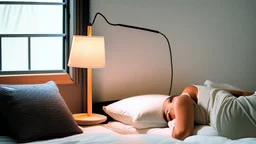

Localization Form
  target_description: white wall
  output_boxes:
[90,0,256,102]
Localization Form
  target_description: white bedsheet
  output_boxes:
[0,123,255,144]
[104,121,219,136]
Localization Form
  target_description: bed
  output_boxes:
[1,122,255,144]
[0,80,256,144]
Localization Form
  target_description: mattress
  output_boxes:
[1,122,255,144]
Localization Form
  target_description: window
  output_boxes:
[0,0,73,84]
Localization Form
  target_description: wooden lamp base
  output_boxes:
[73,113,107,125]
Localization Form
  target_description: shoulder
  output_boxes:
[183,85,198,93]
[173,95,194,108]
[182,85,198,101]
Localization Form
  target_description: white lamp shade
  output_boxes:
[68,35,105,68]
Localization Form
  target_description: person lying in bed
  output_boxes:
[162,85,256,140]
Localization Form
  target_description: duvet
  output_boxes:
[1,132,256,144]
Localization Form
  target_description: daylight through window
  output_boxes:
[0,0,67,74]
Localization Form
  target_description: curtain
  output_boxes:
[75,0,90,112]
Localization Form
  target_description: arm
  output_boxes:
[226,89,253,97]
[172,96,194,140]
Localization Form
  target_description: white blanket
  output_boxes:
[0,133,182,144]
[1,133,256,144]
[1,124,255,144]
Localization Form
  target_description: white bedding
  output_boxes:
[1,123,255,144]
[104,121,219,137]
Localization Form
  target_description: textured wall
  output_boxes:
[90,0,256,102]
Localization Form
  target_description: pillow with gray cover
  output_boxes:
[0,81,82,143]
[0,115,9,136]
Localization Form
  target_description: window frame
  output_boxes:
[0,0,74,84]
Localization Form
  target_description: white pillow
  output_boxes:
[204,80,243,91]
[102,94,169,129]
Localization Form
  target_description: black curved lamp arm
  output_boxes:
[91,12,173,96]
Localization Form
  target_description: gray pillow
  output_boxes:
[0,115,9,136]
[0,81,82,143]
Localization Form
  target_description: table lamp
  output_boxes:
[68,26,107,125]
[68,12,174,125]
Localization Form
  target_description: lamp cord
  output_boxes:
[159,32,173,96]
[91,12,173,96]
